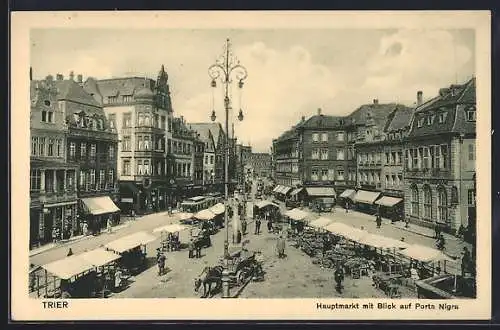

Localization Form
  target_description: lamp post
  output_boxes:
[209,38,247,298]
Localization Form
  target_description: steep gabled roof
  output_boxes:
[301,114,345,129]
[54,79,101,107]
[346,103,401,128]
[189,122,225,146]
[385,106,414,132]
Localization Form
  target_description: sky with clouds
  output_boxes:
[30,29,475,152]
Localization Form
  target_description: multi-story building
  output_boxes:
[273,126,302,188]
[347,100,411,214]
[248,152,272,178]
[56,72,119,234]
[193,132,205,189]
[84,65,173,213]
[404,78,476,235]
[189,123,217,189]
[30,71,79,248]
[235,144,252,184]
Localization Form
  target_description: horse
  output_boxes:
[194,266,223,298]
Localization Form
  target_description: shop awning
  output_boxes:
[105,231,157,254]
[189,196,205,202]
[209,203,226,215]
[153,224,188,234]
[255,200,279,209]
[284,208,311,221]
[81,196,120,216]
[374,196,403,207]
[305,187,336,197]
[79,248,121,267]
[119,182,140,194]
[175,212,194,221]
[194,209,216,220]
[309,217,334,229]
[42,255,95,280]
[290,188,304,196]
[339,189,356,199]
[353,190,381,204]
[398,244,455,263]
[357,233,410,250]
[280,186,292,195]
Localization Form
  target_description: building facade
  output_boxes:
[404,78,476,235]
[235,144,252,184]
[248,152,272,179]
[57,73,119,234]
[272,127,302,187]
[30,73,79,248]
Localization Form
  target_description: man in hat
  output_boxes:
[334,264,345,294]
[461,247,471,276]
[157,251,166,276]
[276,234,286,258]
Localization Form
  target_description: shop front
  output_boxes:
[30,201,78,248]
[80,196,121,235]
[352,190,381,215]
[338,189,356,209]
[374,195,404,222]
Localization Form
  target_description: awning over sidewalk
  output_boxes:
[353,190,381,205]
[306,187,336,197]
[339,189,356,199]
[81,196,120,216]
[42,255,95,280]
[79,248,121,267]
[105,231,157,254]
[290,188,304,196]
[374,196,403,207]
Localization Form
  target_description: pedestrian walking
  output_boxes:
[276,234,286,258]
[255,218,261,235]
[334,265,345,294]
[168,206,172,216]
[195,240,202,258]
[107,217,112,234]
[376,214,382,229]
[157,251,166,276]
[461,247,471,276]
[188,238,195,258]
[52,227,58,243]
[67,248,74,257]
[82,222,88,236]
[345,201,349,213]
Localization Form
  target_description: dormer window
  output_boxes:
[438,112,448,123]
[122,95,133,103]
[107,96,117,104]
[417,118,424,128]
[466,106,476,122]
[426,115,435,126]
[41,110,54,123]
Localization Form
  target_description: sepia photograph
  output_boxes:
[10,11,491,320]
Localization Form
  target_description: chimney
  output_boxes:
[417,91,423,106]
[301,116,305,122]
[56,74,63,81]
[373,99,379,105]
[317,108,322,116]
[29,67,32,81]
[180,115,184,123]
[69,71,74,81]
[77,74,83,83]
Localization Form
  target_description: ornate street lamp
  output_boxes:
[208,38,248,298]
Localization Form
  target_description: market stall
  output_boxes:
[104,231,157,275]
[79,248,122,295]
[176,212,194,225]
[284,208,314,235]
[193,209,218,234]
[153,224,189,251]
[308,217,334,230]
[209,203,225,228]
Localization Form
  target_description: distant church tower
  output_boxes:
[155,65,173,113]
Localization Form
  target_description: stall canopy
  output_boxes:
[305,187,336,197]
[374,196,403,207]
[81,196,120,216]
[399,244,455,263]
[255,200,279,209]
[309,217,334,229]
[273,185,282,193]
[353,190,381,204]
[153,223,188,234]
[42,255,95,280]
[194,209,216,221]
[357,233,410,250]
[339,189,356,199]
[105,231,157,254]
[175,212,194,221]
[209,203,226,215]
[79,248,121,267]
[324,222,368,242]
[284,208,311,221]
[289,188,304,196]
[190,196,205,202]
[280,186,292,195]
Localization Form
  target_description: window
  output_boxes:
[122,95,133,103]
[468,189,476,206]
[154,114,159,128]
[109,145,115,160]
[108,114,116,129]
[122,136,131,151]
[385,175,389,186]
[311,149,319,160]
[105,170,113,188]
[423,147,430,169]
[320,149,329,160]
[385,152,390,165]
[337,170,344,181]
[80,143,87,158]
[441,145,448,169]
[99,170,105,189]
[90,144,96,159]
[312,133,319,142]
[438,112,448,123]
[423,186,432,219]
[426,115,435,126]
[67,171,74,190]
[144,136,151,150]
[79,171,85,188]
[138,113,145,126]
[107,96,117,104]
[69,142,76,158]
[56,139,62,157]
[123,113,132,128]
[30,169,41,191]
[31,137,38,156]
[187,144,191,154]
[466,107,476,122]
[187,164,191,176]
[160,116,166,130]
[90,169,96,185]
[144,160,150,175]
[157,161,162,175]
[417,118,424,128]
[321,133,328,142]
[311,169,319,181]
[144,114,151,127]
[320,169,328,181]
[437,188,448,223]
[123,160,131,175]
[205,155,209,164]
[47,138,54,156]
[38,137,45,156]
[210,155,214,164]
[411,186,419,216]
[468,144,475,161]
[337,132,345,142]
[336,150,345,160]
[374,172,379,183]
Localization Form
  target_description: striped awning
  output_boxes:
[339,189,356,199]
[353,190,381,204]
[374,196,403,207]
[305,187,336,197]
